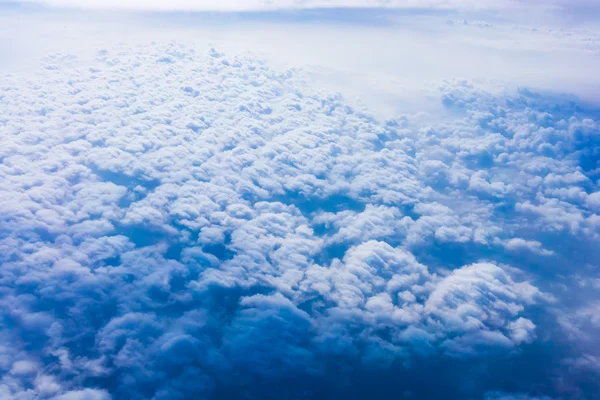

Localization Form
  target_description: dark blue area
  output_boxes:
[117,224,165,248]
[202,243,235,261]
[317,242,351,263]
[210,341,565,400]
[274,191,366,216]
[92,167,161,191]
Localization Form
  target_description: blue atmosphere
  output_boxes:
[0,1,599,399]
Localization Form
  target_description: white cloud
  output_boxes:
[587,191,600,211]
[425,263,539,346]
[502,238,554,256]
[0,40,597,398]
[51,389,112,400]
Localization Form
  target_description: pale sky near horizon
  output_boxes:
[4,0,600,12]
[2,1,600,117]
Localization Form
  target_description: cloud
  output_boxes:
[0,41,598,399]
[502,238,554,256]
[51,389,112,400]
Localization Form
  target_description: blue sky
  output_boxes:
[0,1,599,400]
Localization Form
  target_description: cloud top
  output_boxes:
[0,41,598,399]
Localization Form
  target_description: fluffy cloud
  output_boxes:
[0,42,598,399]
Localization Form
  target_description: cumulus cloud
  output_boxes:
[502,238,554,256]
[0,42,598,399]
[51,389,112,400]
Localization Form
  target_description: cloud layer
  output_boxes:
[0,42,599,399]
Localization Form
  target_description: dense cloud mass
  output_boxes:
[0,42,599,399]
